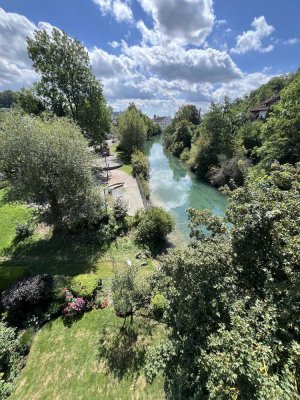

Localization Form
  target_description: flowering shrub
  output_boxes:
[63,288,86,318]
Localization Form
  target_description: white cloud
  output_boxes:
[231,16,275,54]
[137,0,215,45]
[108,40,120,48]
[0,7,38,89]
[92,0,133,23]
[122,42,242,83]
[213,71,273,102]
[283,38,300,45]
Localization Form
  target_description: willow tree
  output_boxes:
[0,112,103,229]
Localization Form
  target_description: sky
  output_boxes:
[0,0,299,117]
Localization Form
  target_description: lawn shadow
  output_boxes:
[0,232,103,277]
[97,320,153,380]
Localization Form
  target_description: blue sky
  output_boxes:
[0,0,299,116]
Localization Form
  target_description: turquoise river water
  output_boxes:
[144,136,227,245]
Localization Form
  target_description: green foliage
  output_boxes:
[112,265,151,319]
[131,150,150,180]
[118,105,147,155]
[0,112,103,229]
[205,153,252,188]
[70,274,100,299]
[113,197,128,222]
[17,88,45,116]
[151,294,167,320]
[173,104,201,125]
[152,163,300,399]
[0,91,17,109]
[191,102,237,178]
[27,27,111,145]
[0,321,23,400]
[136,207,174,245]
[258,71,300,168]
[15,221,35,241]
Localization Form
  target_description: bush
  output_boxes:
[1,274,53,325]
[15,222,35,240]
[151,294,167,320]
[63,288,86,319]
[136,207,174,245]
[0,321,23,399]
[19,328,34,355]
[70,274,101,299]
[113,197,128,222]
[131,150,150,180]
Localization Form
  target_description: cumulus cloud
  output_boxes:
[0,7,39,89]
[231,16,275,54]
[122,42,242,83]
[92,0,133,23]
[137,0,215,45]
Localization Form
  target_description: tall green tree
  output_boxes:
[0,112,103,229]
[174,104,201,125]
[27,28,110,145]
[0,90,17,109]
[258,72,300,168]
[118,105,147,155]
[148,163,300,399]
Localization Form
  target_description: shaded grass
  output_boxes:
[11,309,165,400]
[110,143,133,175]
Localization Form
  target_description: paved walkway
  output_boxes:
[109,168,144,216]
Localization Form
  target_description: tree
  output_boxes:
[148,163,300,399]
[174,104,201,125]
[136,207,174,246]
[17,88,46,115]
[118,106,147,155]
[0,90,17,109]
[27,27,110,145]
[258,71,300,168]
[111,265,150,322]
[191,103,236,178]
[131,150,150,179]
[0,112,103,229]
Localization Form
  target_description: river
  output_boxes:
[144,135,227,245]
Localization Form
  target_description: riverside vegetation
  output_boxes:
[0,24,300,400]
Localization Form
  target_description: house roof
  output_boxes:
[153,116,168,122]
[250,105,269,113]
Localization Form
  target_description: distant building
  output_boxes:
[153,115,172,130]
[250,94,280,120]
[112,111,125,125]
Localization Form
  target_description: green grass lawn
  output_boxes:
[0,189,33,255]
[110,143,133,175]
[11,309,166,400]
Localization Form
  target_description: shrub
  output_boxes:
[131,150,150,180]
[151,293,167,320]
[1,274,53,325]
[15,221,35,240]
[0,321,23,399]
[19,328,35,355]
[112,266,151,320]
[136,207,174,245]
[63,288,86,318]
[113,197,128,222]
[70,274,101,299]
[139,176,150,200]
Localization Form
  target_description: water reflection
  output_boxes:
[144,136,227,245]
